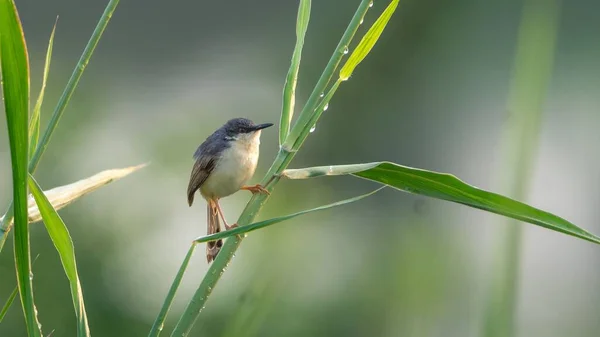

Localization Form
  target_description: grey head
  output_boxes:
[220,118,274,139]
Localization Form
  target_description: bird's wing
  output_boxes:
[187,155,216,206]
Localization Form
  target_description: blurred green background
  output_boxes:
[2,0,600,336]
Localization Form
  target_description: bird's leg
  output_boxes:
[215,199,238,230]
[240,184,270,195]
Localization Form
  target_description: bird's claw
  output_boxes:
[241,184,270,195]
[225,223,239,230]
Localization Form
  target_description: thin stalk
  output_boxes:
[482,0,560,335]
[279,0,311,145]
[0,0,120,252]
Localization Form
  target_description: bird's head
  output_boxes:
[222,118,273,143]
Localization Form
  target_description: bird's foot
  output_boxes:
[225,223,238,230]
[241,184,270,195]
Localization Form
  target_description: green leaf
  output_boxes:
[279,0,311,145]
[194,187,384,243]
[27,175,90,337]
[148,244,197,337]
[0,0,43,335]
[29,18,57,160]
[282,162,600,245]
[0,0,121,253]
[0,286,18,323]
[282,0,372,150]
[340,0,399,81]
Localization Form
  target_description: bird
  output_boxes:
[187,117,273,262]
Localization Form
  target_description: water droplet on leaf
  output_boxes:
[309,125,316,133]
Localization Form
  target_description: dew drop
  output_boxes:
[343,46,349,54]
[323,104,329,111]
[369,1,374,7]
[319,92,324,98]
[309,125,316,133]
[359,18,364,25]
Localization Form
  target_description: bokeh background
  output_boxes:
[2,0,600,336]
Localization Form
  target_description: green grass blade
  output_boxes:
[279,0,311,145]
[28,18,57,160]
[0,286,19,323]
[283,0,372,150]
[285,0,400,152]
[194,187,384,243]
[148,244,197,337]
[483,1,560,335]
[340,0,399,80]
[282,162,600,244]
[0,0,121,253]
[0,0,42,335]
[28,175,90,337]
[28,0,119,173]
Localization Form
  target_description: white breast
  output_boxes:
[200,131,261,200]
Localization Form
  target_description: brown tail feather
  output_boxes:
[206,200,223,263]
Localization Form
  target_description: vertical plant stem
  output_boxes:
[0,0,121,252]
[483,0,560,336]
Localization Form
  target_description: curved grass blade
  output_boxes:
[279,0,311,145]
[0,0,42,335]
[0,286,18,323]
[340,0,399,81]
[28,175,90,337]
[0,0,121,253]
[0,164,147,226]
[283,0,372,150]
[29,18,57,160]
[148,244,197,337]
[282,162,600,245]
[194,187,384,243]
[287,0,400,152]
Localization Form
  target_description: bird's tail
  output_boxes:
[206,200,223,263]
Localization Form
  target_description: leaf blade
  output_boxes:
[339,0,399,80]
[283,162,600,245]
[28,18,57,160]
[0,0,42,334]
[279,0,311,145]
[27,175,90,337]
[194,187,384,243]
[282,0,372,150]
[0,286,19,323]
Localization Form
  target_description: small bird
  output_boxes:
[187,118,273,262]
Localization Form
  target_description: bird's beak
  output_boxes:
[252,123,274,131]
